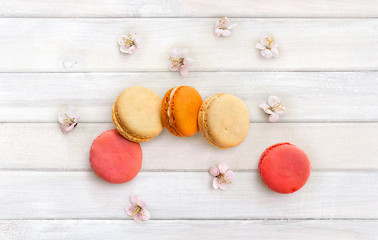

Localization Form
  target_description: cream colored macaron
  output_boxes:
[112,86,164,142]
[198,93,249,149]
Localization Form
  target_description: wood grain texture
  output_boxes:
[1,220,377,240]
[0,171,377,219]
[1,72,377,122]
[0,19,377,72]
[1,0,378,17]
[1,123,378,170]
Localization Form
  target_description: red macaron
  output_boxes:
[90,129,142,184]
[258,143,311,194]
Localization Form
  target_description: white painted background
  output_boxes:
[0,1,378,239]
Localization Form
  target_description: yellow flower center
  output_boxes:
[270,102,285,112]
[219,17,229,29]
[62,114,76,125]
[218,173,232,184]
[265,37,275,49]
[132,205,141,215]
[121,33,136,47]
[169,57,184,65]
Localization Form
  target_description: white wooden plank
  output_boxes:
[0,19,377,72]
[1,220,377,240]
[1,72,377,122]
[0,171,377,219]
[1,123,378,170]
[1,0,378,17]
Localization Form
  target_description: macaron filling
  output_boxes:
[167,86,180,127]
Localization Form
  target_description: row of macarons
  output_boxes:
[90,86,311,194]
[112,86,250,149]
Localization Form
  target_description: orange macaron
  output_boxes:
[161,86,203,137]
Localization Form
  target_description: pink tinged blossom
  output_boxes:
[169,48,194,76]
[209,163,234,190]
[256,35,279,59]
[259,96,287,123]
[58,108,79,133]
[118,31,142,54]
[215,17,237,37]
[125,195,150,222]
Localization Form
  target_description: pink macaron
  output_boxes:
[90,129,142,184]
[258,143,311,194]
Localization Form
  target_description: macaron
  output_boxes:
[198,93,249,149]
[90,129,142,184]
[258,143,311,194]
[161,86,203,137]
[112,86,164,142]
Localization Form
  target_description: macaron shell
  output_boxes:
[199,94,249,149]
[112,102,152,142]
[90,129,142,184]
[161,88,183,137]
[113,86,163,141]
[259,143,311,194]
[198,94,225,148]
[170,86,203,137]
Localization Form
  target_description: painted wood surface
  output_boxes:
[0,171,377,219]
[1,123,378,170]
[1,220,377,240]
[1,1,378,238]
[1,0,378,17]
[0,19,377,72]
[1,72,377,122]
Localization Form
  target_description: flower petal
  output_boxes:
[183,57,194,66]
[228,23,237,29]
[179,48,188,58]
[128,45,136,54]
[219,182,229,190]
[125,204,138,216]
[134,212,143,222]
[261,49,273,59]
[58,113,66,124]
[209,166,220,176]
[276,106,287,116]
[169,61,180,71]
[140,208,150,221]
[169,48,179,57]
[60,125,71,134]
[134,37,142,48]
[258,103,273,115]
[225,170,235,181]
[214,29,221,37]
[260,36,269,46]
[271,40,278,48]
[130,195,140,204]
[179,65,189,76]
[268,96,281,107]
[269,113,280,123]
[61,124,76,134]
[256,43,266,50]
[118,35,127,45]
[137,199,147,208]
[220,29,231,36]
[218,163,228,174]
[271,47,279,58]
[213,178,220,189]
[120,46,131,54]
